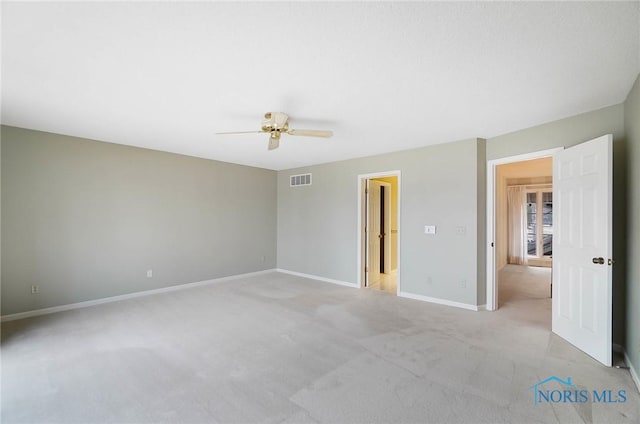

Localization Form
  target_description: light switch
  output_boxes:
[424,225,436,234]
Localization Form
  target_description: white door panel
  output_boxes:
[552,134,612,366]
[368,180,382,286]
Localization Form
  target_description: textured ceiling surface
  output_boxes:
[2,1,639,170]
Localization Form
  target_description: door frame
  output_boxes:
[485,148,562,311]
[357,170,401,294]
[367,180,392,286]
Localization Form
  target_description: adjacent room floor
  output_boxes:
[498,264,552,328]
[367,270,397,294]
[2,272,638,423]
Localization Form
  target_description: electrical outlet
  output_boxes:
[460,280,467,288]
[456,226,466,235]
[146,270,153,278]
[31,285,40,294]
[261,256,266,262]
[426,276,432,285]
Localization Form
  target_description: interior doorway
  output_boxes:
[358,171,401,294]
[495,157,553,314]
[487,136,614,366]
[486,148,561,311]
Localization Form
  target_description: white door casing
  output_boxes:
[552,134,613,366]
[357,170,401,293]
[361,179,368,287]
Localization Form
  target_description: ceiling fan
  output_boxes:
[217,112,333,150]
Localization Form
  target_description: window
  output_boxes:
[526,189,552,258]
[526,193,537,255]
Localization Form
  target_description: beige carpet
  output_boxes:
[2,270,638,423]
[498,264,552,329]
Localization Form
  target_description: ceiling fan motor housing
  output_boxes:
[262,112,289,132]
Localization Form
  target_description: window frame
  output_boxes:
[526,188,553,259]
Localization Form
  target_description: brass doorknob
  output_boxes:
[592,257,605,265]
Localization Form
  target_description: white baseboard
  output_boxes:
[398,291,480,311]
[1,269,277,322]
[477,304,487,311]
[276,269,358,288]
[277,271,481,313]
[623,349,640,394]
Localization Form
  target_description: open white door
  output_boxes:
[367,180,382,286]
[381,183,391,274]
[552,134,613,366]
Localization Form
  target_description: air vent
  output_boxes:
[290,173,312,187]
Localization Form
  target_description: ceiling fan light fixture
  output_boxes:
[268,132,280,150]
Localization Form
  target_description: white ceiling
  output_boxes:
[2,1,639,170]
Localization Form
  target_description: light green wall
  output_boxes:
[487,103,627,345]
[2,93,636,347]
[476,139,487,305]
[1,126,277,315]
[486,104,625,160]
[277,138,485,307]
[625,73,640,377]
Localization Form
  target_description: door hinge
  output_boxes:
[365,267,368,272]
[365,188,368,194]
[608,258,616,266]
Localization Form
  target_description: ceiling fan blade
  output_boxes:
[216,131,265,135]
[287,129,333,138]
[268,133,280,150]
